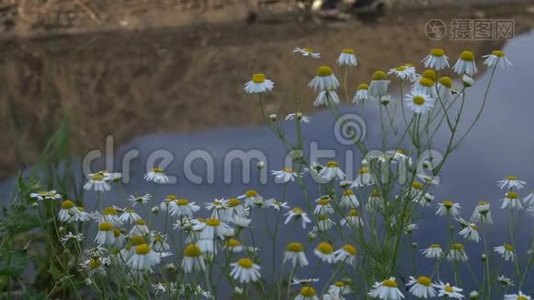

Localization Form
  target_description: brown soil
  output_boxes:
[0,3,533,179]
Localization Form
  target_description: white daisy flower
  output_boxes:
[340,189,359,208]
[497,176,526,190]
[314,89,340,107]
[437,76,454,102]
[144,167,170,184]
[130,219,150,236]
[194,218,234,242]
[452,50,477,76]
[150,232,170,252]
[238,189,264,207]
[119,208,142,224]
[368,71,390,100]
[388,65,417,81]
[223,197,249,219]
[169,198,200,218]
[243,73,274,94]
[421,243,444,259]
[334,244,357,265]
[127,243,161,270]
[314,196,335,215]
[318,161,345,181]
[30,190,62,201]
[316,215,334,231]
[295,286,319,300]
[265,198,290,211]
[308,66,339,91]
[502,191,523,210]
[94,221,116,245]
[314,242,336,264]
[272,167,298,184]
[458,220,480,243]
[83,173,111,192]
[159,194,177,212]
[405,91,435,114]
[61,232,84,244]
[504,291,531,300]
[128,193,151,206]
[326,281,351,299]
[494,244,516,261]
[434,282,464,299]
[232,215,251,228]
[181,243,206,273]
[337,49,357,67]
[58,200,80,222]
[447,243,468,262]
[523,192,534,205]
[436,200,461,217]
[224,238,244,253]
[81,256,106,276]
[406,276,437,299]
[230,258,261,284]
[340,208,363,228]
[283,242,308,268]
[96,206,122,225]
[293,47,320,59]
[353,83,369,104]
[497,275,514,287]
[368,277,404,300]
[483,50,512,69]
[470,201,493,224]
[285,207,312,229]
[422,48,450,70]
[462,74,475,87]
[285,112,311,123]
[351,163,374,188]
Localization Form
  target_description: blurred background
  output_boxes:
[0,0,532,179]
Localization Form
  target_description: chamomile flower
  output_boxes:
[314,196,335,215]
[272,167,298,183]
[326,281,352,299]
[497,176,526,190]
[230,258,261,283]
[458,221,481,243]
[94,221,116,245]
[494,244,516,261]
[502,191,523,210]
[367,189,385,212]
[334,244,357,265]
[144,167,170,184]
[405,91,435,114]
[314,242,336,264]
[319,161,345,181]
[436,200,461,217]
[128,193,151,206]
[505,291,531,300]
[368,277,404,300]
[341,208,363,228]
[412,76,437,97]
[293,47,321,59]
[265,198,290,211]
[130,219,150,236]
[483,50,512,69]
[351,163,375,188]
[406,276,437,299]
[283,242,309,268]
[434,282,464,299]
[453,50,477,76]
[316,215,334,231]
[169,198,200,218]
[244,73,274,94]
[30,190,62,201]
[308,66,339,91]
[462,75,475,87]
[150,232,170,252]
[296,286,319,300]
[194,218,234,241]
[422,48,450,70]
[224,238,244,253]
[61,232,84,244]
[159,194,176,211]
[285,112,311,123]
[337,49,357,67]
[497,275,514,288]
[232,215,251,228]
[340,189,359,208]
[388,65,417,81]
[421,243,444,259]
[314,89,340,107]
[447,243,468,262]
[470,201,493,224]
[181,243,206,273]
[84,173,111,192]
[81,256,106,276]
[223,197,249,218]
[368,71,390,100]
[353,83,369,104]
[127,243,160,270]
[285,207,312,229]
[437,76,454,102]
[119,208,142,224]
[58,200,79,222]
[97,206,122,225]
[239,189,264,207]
[523,192,534,205]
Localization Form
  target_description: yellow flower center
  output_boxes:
[184,243,202,257]
[506,176,518,180]
[152,167,163,173]
[61,200,74,209]
[422,69,437,81]
[412,181,424,190]
[419,77,434,87]
[348,209,360,217]
[372,71,387,81]
[134,219,146,226]
[357,83,369,90]
[316,242,334,254]
[292,207,303,215]
[451,243,464,251]
[316,66,333,77]
[343,189,354,196]
[431,48,445,57]
[282,167,293,173]
[370,189,381,197]
[206,218,221,227]
[460,50,475,61]
[413,96,426,106]
[430,243,441,249]
[88,258,101,269]
[335,281,346,287]
[300,286,317,296]
[237,258,254,269]
[439,76,453,88]
[303,48,313,53]
[113,228,121,237]
[252,73,266,83]
[417,276,432,286]
[176,198,189,206]
[226,238,241,248]
[317,214,329,221]
[342,48,355,54]
[507,191,519,199]
[98,222,113,231]
[359,166,370,174]
[445,285,454,293]
[395,66,407,71]
[135,244,151,255]
[492,50,504,57]
[382,279,398,288]
[227,198,241,207]
[504,244,514,251]
[326,161,339,168]
[130,235,146,246]
[286,242,304,252]
[443,200,454,208]
[103,207,117,215]
[342,244,357,256]
[90,173,105,181]
[245,190,258,197]
[166,194,177,201]
[318,198,330,206]
[518,296,528,300]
